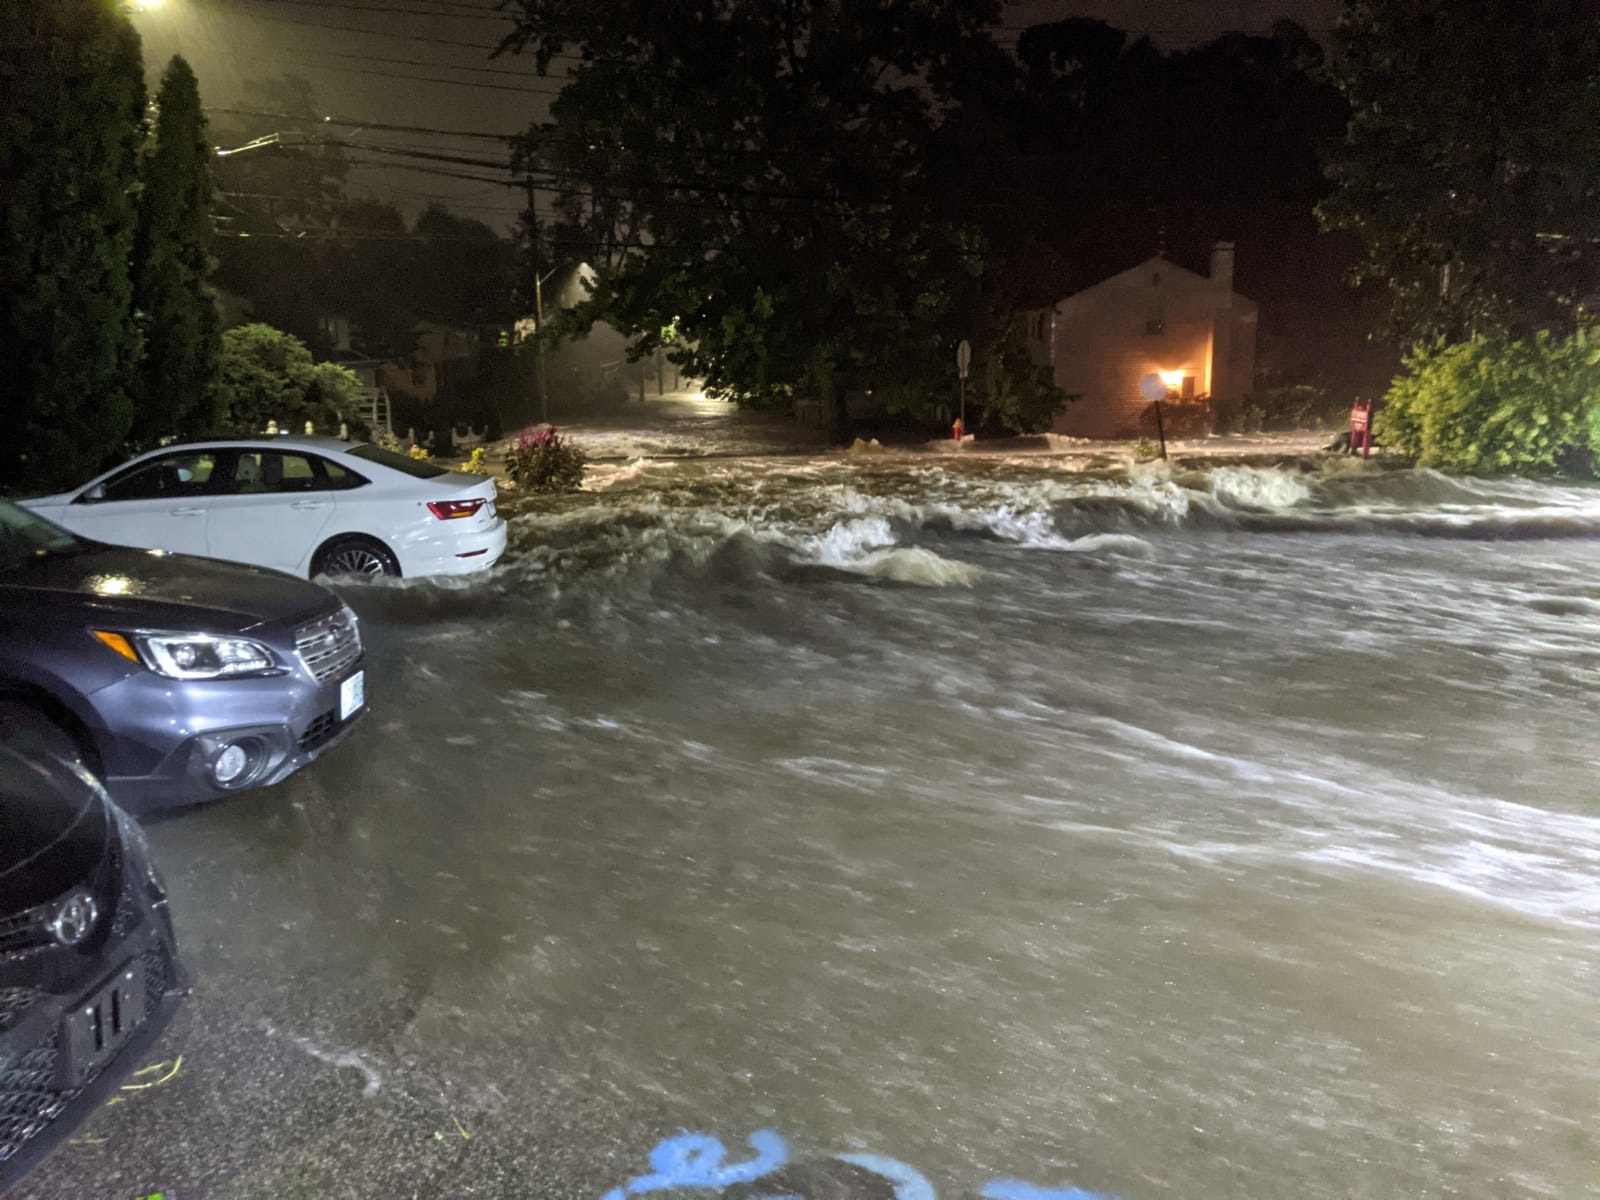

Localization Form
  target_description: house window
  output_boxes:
[1145,319,1165,335]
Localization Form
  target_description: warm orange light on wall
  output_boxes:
[1157,369,1184,389]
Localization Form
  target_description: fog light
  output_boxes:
[213,742,250,785]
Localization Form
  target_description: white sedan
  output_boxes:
[23,435,506,579]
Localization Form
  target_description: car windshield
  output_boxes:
[0,499,83,568]
[346,443,449,479]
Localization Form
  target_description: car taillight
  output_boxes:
[428,499,486,520]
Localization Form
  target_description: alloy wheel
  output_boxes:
[324,546,390,576]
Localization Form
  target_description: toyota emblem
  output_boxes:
[49,891,99,947]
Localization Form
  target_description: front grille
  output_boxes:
[0,1039,75,1165]
[298,709,340,753]
[0,948,173,1166]
[1,839,119,960]
[295,608,362,683]
[109,859,140,941]
[141,946,169,1008]
[0,907,48,958]
[0,989,37,1036]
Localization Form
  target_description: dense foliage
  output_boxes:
[216,324,364,437]
[499,0,1061,432]
[499,3,1381,430]
[504,426,585,493]
[1375,328,1600,474]
[130,56,221,448]
[0,0,146,492]
[1319,0,1600,344]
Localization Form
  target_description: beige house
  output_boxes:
[1028,242,1257,439]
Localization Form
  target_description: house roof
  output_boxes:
[1054,255,1256,311]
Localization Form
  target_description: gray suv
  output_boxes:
[0,499,366,810]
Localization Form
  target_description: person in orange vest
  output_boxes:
[1349,396,1375,457]
[952,416,964,442]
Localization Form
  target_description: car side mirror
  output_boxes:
[76,484,105,504]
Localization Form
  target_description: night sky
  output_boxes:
[130,0,1344,233]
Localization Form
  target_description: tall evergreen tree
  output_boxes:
[131,55,220,446]
[0,0,146,492]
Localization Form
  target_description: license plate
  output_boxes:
[59,961,146,1088]
[340,670,365,720]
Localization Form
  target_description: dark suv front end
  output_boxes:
[0,749,187,1191]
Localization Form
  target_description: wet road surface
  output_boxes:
[20,404,1600,1200]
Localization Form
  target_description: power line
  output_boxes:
[243,41,556,84]
[217,51,562,95]
[226,2,584,62]
[251,0,512,21]
[320,138,511,170]
[211,228,515,241]
[210,107,515,141]
[335,155,514,186]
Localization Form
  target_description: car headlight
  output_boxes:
[93,629,278,679]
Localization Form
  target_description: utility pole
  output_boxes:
[535,267,548,424]
[524,174,548,424]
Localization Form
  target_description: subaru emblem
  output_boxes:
[49,891,99,947]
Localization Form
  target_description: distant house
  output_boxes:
[1027,242,1258,439]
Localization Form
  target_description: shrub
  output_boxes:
[1133,436,1163,462]
[504,425,585,493]
[462,447,490,475]
[407,443,431,461]
[1376,328,1600,474]
[216,324,364,437]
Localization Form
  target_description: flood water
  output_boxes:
[24,409,1600,1200]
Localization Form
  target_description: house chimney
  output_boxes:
[1211,241,1235,292]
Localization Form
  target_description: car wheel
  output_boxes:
[312,536,401,579]
[0,700,92,774]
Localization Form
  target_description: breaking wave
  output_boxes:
[351,458,1600,621]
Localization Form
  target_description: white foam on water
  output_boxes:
[804,515,898,564]
[1207,465,1314,510]
[847,546,983,586]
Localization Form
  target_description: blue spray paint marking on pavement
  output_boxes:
[982,1178,1118,1200]
[603,1131,1119,1200]
[836,1154,938,1200]
[601,1130,790,1200]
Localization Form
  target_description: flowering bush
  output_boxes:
[408,443,431,461]
[462,447,490,475]
[504,425,585,493]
